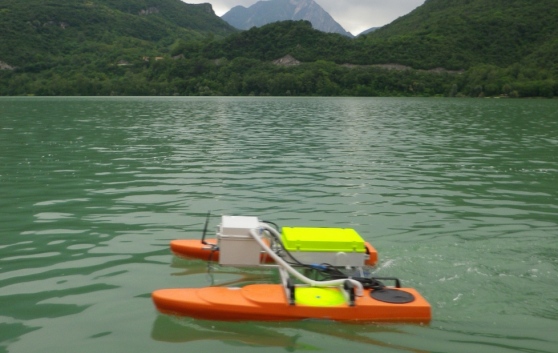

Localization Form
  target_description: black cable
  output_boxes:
[261,220,279,231]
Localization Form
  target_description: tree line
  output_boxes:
[2,53,556,97]
[1,2,557,98]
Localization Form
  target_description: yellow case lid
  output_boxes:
[281,227,365,253]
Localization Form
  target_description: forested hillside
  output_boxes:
[0,0,556,97]
[357,0,558,70]
[0,0,236,66]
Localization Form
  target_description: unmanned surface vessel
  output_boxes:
[152,215,431,323]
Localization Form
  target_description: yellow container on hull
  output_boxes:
[281,227,366,253]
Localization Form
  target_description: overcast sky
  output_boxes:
[183,0,426,35]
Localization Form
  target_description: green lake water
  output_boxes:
[1,97,557,353]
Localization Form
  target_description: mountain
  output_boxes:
[1,0,556,97]
[357,0,558,70]
[222,0,352,37]
[357,27,380,36]
[209,0,558,71]
[204,20,352,62]
[0,0,237,67]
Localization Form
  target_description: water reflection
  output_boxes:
[151,315,429,353]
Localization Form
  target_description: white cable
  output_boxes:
[249,225,364,296]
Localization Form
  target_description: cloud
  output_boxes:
[183,0,425,35]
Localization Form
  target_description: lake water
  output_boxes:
[1,97,557,353]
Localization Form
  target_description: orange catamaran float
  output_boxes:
[170,239,378,266]
[152,215,431,323]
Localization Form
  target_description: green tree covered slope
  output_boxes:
[357,0,558,70]
[0,0,556,97]
[0,0,236,66]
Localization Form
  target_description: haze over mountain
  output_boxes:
[222,0,352,37]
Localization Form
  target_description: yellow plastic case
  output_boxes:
[281,227,366,253]
[279,227,366,267]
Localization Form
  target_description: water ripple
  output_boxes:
[1,97,557,353]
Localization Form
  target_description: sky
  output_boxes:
[183,0,426,35]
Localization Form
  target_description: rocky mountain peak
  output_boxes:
[222,0,352,37]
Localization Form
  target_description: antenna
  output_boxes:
[201,211,211,245]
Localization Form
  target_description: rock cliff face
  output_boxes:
[222,0,352,37]
[138,7,160,15]
[272,54,301,66]
[0,61,15,70]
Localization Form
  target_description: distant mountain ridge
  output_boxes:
[358,27,380,36]
[222,0,352,37]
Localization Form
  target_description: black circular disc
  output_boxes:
[370,289,415,304]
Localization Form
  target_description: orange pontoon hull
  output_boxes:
[152,284,431,323]
[170,239,379,266]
